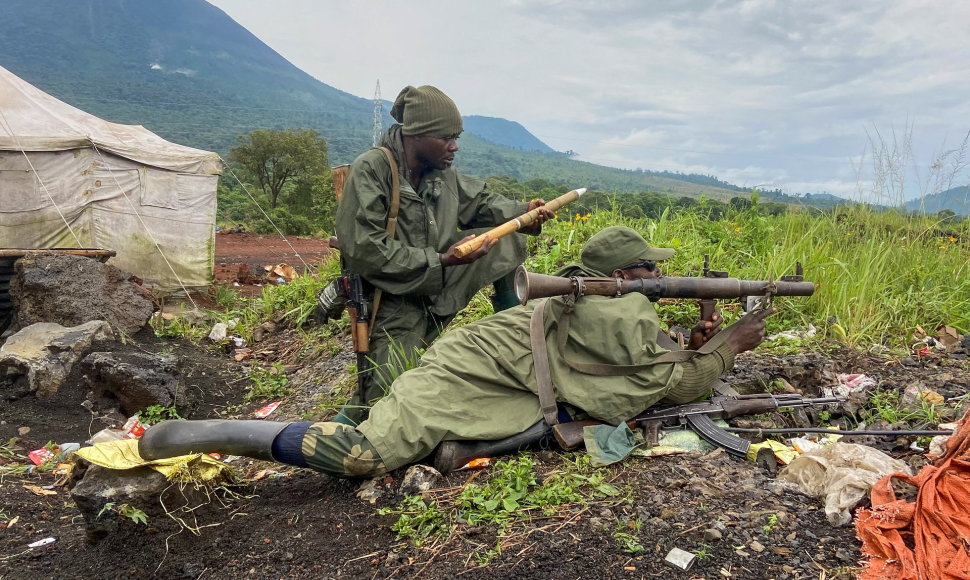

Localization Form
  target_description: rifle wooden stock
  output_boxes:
[453,187,588,258]
[514,267,815,305]
[552,420,614,450]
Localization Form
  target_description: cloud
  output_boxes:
[207,0,970,200]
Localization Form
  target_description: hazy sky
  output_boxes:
[206,0,970,201]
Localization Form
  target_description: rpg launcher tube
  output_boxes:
[453,187,587,258]
[515,267,815,305]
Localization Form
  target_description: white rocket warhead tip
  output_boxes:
[575,187,588,196]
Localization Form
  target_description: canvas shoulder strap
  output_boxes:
[530,300,560,426]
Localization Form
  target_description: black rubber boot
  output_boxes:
[138,420,289,461]
[433,420,552,474]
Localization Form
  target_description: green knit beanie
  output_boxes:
[580,226,675,275]
[390,85,463,137]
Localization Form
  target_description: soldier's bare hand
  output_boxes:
[687,311,723,349]
[521,199,553,234]
[439,234,495,267]
[725,307,776,355]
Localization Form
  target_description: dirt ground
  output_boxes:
[209,231,333,299]
[1,236,968,579]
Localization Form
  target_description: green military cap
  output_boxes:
[390,85,463,137]
[580,226,675,275]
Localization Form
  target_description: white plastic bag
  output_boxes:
[777,442,911,526]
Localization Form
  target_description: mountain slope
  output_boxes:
[904,186,970,216]
[0,0,756,201]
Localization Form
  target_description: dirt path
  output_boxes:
[211,231,334,295]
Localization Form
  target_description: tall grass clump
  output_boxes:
[522,199,968,349]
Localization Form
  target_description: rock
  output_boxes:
[80,351,189,416]
[399,465,441,496]
[0,321,113,397]
[703,528,723,542]
[69,462,199,543]
[9,253,157,336]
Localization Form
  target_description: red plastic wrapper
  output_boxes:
[253,401,281,419]
[123,416,146,439]
[28,448,55,466]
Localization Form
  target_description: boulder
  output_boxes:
[10,253,157,336]
[80,351,190,416]
[0,320,113,398]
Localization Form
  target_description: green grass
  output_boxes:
[525,203,969,348]
[378,455,620,548]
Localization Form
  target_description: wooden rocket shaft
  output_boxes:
[453,187,588,258]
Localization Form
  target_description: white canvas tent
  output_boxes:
[0,65,222,290]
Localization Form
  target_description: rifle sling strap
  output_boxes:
[368,146,401,333]
[556,306,741,376]
[530,300,560,426]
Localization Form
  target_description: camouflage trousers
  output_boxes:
[288,422,388,478]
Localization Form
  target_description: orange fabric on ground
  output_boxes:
[856,409,970,580]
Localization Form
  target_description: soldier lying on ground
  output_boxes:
[139,226,771,477]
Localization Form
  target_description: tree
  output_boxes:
[228,129,331,210]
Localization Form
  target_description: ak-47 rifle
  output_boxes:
[316,237,372,392]
[552,393,846,458]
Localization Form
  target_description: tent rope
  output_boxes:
[0,107,84,247]
[218,155,312,271]
[86,139,199,311]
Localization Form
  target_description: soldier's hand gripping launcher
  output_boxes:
[453,187,587,258]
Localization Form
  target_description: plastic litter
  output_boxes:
[768,324,817,341]
[455,457,492,471]
[28,447,55,465]
[208,322,228,342]
[87,415,145,444]
[253,401,281,419]
[664,547,696,571]
[28,537,56,548]
[776,442,911,526]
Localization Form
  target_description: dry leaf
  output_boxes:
[24,485,57,496]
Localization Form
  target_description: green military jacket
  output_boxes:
[335,128,529,316]
[359,292,735,470]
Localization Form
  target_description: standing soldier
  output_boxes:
[332,85,551,424]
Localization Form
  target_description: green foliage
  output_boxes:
[862,389,945,428]
[379,455,620,547]
[370,338,425,391]
[224,128,336,235]
[613,519,645,553]
[140,405,182,425]
[98,502,149,525]
[245,363,290,402]
[762,513,779,534]
[376,495,447,545]
[151,313,208,342]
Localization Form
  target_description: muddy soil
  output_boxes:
[210,232,333,299]
[1,262,969,579]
